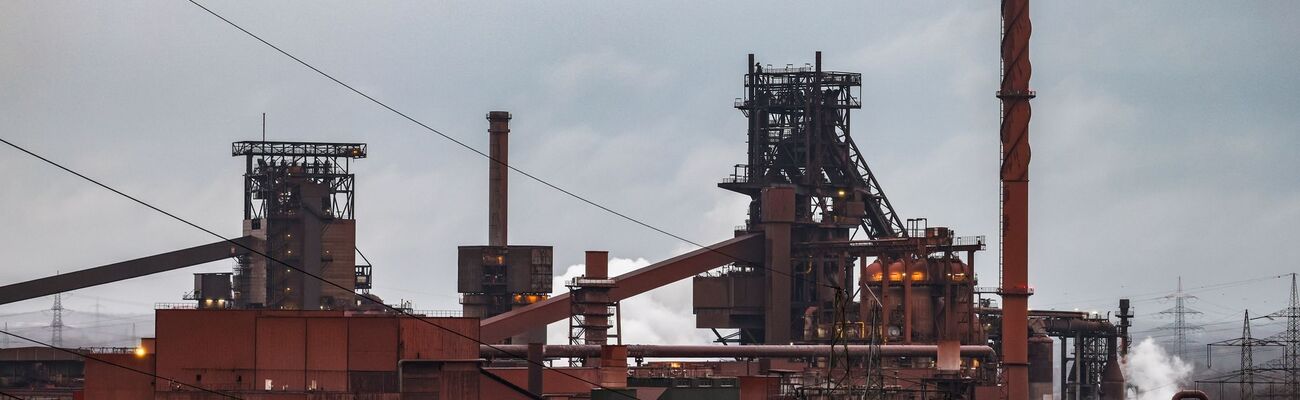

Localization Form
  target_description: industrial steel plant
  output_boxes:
[3,1,1292,400]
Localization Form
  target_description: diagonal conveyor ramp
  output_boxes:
[0,236,262,305]
[479,233,764,343]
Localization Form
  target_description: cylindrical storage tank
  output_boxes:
[1028,334,1054,400]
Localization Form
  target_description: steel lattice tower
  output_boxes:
[1157,277,1203,360]
[50,293,64,347]
[1261,273,1300,397]
[1243,310,1259,400]
[1200,310,1284,400]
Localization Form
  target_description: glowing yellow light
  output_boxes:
[910,271,925,281]
[888,272,903,282]
[870,272,883,281]
[837,189,846,197]
[135,347,146,358]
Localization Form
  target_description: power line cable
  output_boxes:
[179,0,844,293]
[0,136,640,398]
[0,329,241,399]
[1035,274,1288,309]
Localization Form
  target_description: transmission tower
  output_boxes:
[1259,273,1300,397]
[50,293,64,347]
[1200,310,1284,400]
[1157,277,1203,359]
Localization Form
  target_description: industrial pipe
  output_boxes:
[1170,390,1209,400]
[1042,318,1118,337]
[482,344,995,359]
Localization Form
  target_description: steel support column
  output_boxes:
[762,186,794,344]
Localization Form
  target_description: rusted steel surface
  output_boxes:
[998,0,1035,399]
[479,233,764,343]
[0,236,261,305]
[487,111,511,247]
[761,187,793,344]
[481,344,996,358]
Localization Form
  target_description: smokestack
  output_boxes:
[487,111,511,247]
[998,0,1035,399]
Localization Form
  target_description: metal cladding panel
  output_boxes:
[399,317,480,360]
[760,186,796,222]
[456,246,485,293]
[400,361,481,399]
[693,273,765,329]
[195,273,233,302]
[350,371,399,393]
[738,376,779,400]
[481,368,602,399]
[255,316,307,390]
[584,251,608,279]
[83,353,154,399]
[348,316,400,371]
[321,219,357,307]
[692,276,730,308]
[505,247,533,292]
[507,245,553,293]
[306,317,349,391]
[154,310,257,390]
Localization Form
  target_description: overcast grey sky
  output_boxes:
[2,1,1297,347]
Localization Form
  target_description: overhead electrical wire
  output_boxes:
[1,2,1018,397]
[0,136,634,399]
[0,1,865,396]
[1034,274,1290,309]
[0,328,242,399]
[178,0,844,294]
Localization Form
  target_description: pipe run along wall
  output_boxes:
[481,344,995,359]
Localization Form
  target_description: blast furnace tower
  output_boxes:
[231,141,368,310]
[696,53,983,346]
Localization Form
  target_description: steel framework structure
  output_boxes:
[1198,310,1285,400]
[1157,277,1204,360]
[725,53,904,239]
[233,141,366,220]
[1254,274,1300,397]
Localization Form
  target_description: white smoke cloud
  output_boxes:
[546,257,717,345]
[1125,337,1194,400]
